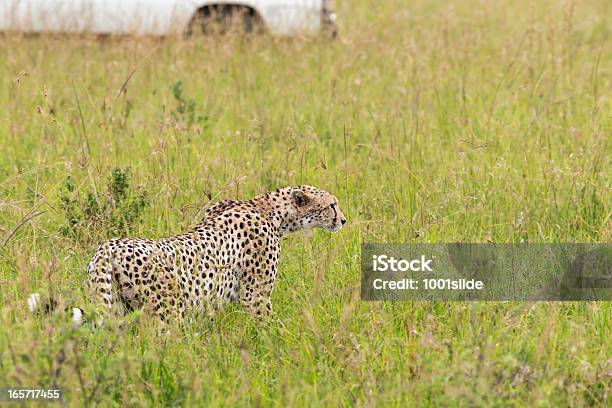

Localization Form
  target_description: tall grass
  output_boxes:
[0,0,610,405]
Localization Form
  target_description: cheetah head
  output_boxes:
[289,186,347,233]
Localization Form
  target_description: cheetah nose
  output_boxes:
[341,218,346,225]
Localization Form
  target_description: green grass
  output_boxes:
[0,0,610,405]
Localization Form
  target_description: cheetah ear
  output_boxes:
[291,189,310,207]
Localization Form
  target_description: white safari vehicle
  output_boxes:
[0,0,337,36]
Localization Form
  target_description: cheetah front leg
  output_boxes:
[238,250,278,318]
[239,290,273,317]
[239,264,276,317]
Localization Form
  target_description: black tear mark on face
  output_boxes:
[330,203,338,224]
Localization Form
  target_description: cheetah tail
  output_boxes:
[27,293,84,326]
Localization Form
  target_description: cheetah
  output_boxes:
[76,185,345,321]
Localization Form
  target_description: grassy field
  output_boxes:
[0,0,610,405]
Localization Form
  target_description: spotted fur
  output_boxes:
[87,185,346,320]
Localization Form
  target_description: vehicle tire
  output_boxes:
[187,5,264,36]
